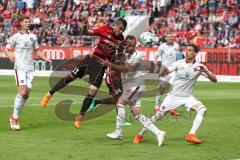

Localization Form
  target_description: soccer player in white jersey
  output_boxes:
[133,44,217,144]
[101,35,165,146]
[5,16,51,130]
[154,33,181,116]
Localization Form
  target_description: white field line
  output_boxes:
[0,97,239,100]
[0,97,239,108]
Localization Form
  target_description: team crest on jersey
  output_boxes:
[30,38,33,41]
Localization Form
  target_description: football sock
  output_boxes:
[13,95,26,119]
[155,93,161,106]
[90,98,117,111]
[189,107,207,134]
[116,104,126,133]
[138,111,164,136]
[135,114,162,135]
[80,94,94,116]
[49,74,75,95]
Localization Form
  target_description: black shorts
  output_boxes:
[105,74,122,98]
[71,55,106,88]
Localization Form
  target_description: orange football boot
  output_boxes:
[170,109,180,116]
[40,93,52,108]
[154,106,159,113]
[74,114,83,129]
[133,135,143,144]
[186,134,202,144]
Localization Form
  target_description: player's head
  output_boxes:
[125,35,136,54]
[113,18,127,37]
[186,44,199,60]
[165,33,174,45]
[19,16,30,31]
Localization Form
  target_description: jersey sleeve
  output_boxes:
[33,35,39,50]
[130,52,143,67]
[6,34,17,49]
[168,61,178,72]
[92,26,107,36]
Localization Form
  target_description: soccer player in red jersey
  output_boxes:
[40,16,131,128]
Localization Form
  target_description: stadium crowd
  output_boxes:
[152,0,240,48]
[0,0,239,48]
[0,0,152,46]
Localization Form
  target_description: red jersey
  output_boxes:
[92,26,125,59]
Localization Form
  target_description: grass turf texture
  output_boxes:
[0,76,240,160]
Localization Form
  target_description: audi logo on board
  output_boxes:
[33,60,53,71]
[42,49,65,59]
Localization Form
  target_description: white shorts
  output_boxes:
[120,85,144,107]
[14,69,35,89]
[159,72,175,86]
[159,94,204,112]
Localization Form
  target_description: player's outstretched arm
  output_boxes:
[159,65,170,77]
[35,49,52,64]
[99,58,134,72]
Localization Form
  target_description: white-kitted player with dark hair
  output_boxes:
[5,16,51,130]
[154,33,181,116]
[101,35,166,146]
[133,44,217,144]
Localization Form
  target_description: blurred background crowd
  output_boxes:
[0,0,239,48]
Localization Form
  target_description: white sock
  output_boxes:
[13,95,26,119]
[189,108,207,134]
[155,93,161,106]
[138,112,164,136]
[135,114,163,136]
[116,104,126,133]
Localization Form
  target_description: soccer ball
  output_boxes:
[139,32,154,45]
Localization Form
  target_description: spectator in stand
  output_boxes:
[228,12,239,28]
[193,31,207,48]
[0,0,239,48]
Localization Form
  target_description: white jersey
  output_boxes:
[121,51,145,88]
[156,42,179,67]
[168,59,208,97]
[6,32,39,70]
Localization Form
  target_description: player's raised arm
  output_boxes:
[198,65,217,83]
[81,15,95,36]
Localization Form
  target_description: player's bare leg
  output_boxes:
[186,105,207,144]
[10,86,29,130]
[74,85,98,129]
[40,74,76,108]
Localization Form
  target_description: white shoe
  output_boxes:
[9,116,21,130]
[156,131,165,146]
[106,130,122,140]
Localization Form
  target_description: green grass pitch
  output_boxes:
[0,76,240,160]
